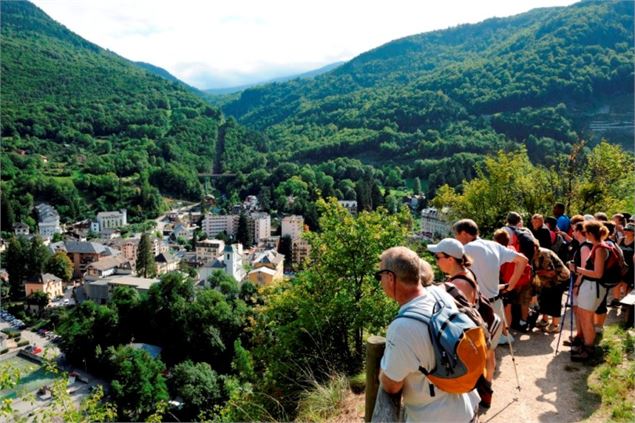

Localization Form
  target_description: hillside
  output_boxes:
[0,1,264,224]
[223,0,634,179]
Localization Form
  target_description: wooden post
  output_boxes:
[365,335,386,422]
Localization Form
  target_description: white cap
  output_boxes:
[427,238,464,259]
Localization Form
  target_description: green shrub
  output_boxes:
[0,348,8,354]
[349,371,366,394]
[17,339,29,347]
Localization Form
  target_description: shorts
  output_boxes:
[575,279,607,312]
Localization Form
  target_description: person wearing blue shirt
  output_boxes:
[553,203,570,233]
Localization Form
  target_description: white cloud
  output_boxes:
[31,0,578,89]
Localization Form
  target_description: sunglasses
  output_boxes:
[374,269,395,281]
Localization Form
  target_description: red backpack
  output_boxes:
[500,258,533,291]
[587,241,628,288]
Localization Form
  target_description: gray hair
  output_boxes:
[379,246,422,286]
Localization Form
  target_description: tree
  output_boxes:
[277,235,292,268]
[27,236,51,277]
[57,301,119,370]
[136,233,157,278]
[169,360,224,420]
[109,286,141,343]
[46,251,73,282]
[1,190,15,232]
[236,213,251,246]
[109,346,168,422]
[413,177,422,195]
[6,236,28,299]
[27,290,49,315]
[252,198,411,415]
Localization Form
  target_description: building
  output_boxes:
[249,212,271,244]
[58,240,120,279]
[24,273,64,300]
[85,256,133,280]
[155,251,180,274]
[292,237,311,268]
[420,207,451,241]
[246,250,284,286]
[106,238,139,263]
[338,200,358,215]
[35,203,61,239]
[84,275,160,304]
[95,209,127,233]
[281,215,304,240]
[196,239,225,263]
[13,222,30,236]
[243,195,259,212]
[198,243,245,283]
[201,214,239,238]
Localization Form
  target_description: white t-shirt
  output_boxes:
[380,285,479,422]
[465,238,520,299]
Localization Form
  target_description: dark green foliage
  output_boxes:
[135,233,157,278]
[236,213,251,246]
[45,250,73,282]
[109,346,169,422]
[6,236,29,298]
[169,360,225,420]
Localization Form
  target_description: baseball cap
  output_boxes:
[427,238,464,259]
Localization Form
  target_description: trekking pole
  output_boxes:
[499,311,521,392]
[554,274,574,356]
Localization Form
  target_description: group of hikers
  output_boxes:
[376,204,634,422]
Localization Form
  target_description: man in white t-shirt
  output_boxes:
[453,219,528,411]
[378,246,479,422]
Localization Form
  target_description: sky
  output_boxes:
[32,0,579,90]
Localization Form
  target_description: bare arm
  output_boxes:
[507,253,529,290]
[577,248,607,279]
[379,370,404,394]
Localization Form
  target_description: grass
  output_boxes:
[295,374,350,423]
[584,324,635,422]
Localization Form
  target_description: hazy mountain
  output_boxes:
[205,61,345,95]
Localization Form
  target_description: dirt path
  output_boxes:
[333,305,626,423]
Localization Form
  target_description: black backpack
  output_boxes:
[508,226,536,262]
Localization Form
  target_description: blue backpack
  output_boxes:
[396,288,487,394]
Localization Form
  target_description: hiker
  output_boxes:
[453,219,528,410]
[611,213,626,244]
[493,228,533,342]
[532,239,570,333]
[612,222,634,306]
[377,246,480,422]
[567,221,592,348]
[568,221,610,361]
[553,203,571,234]
[530,214,552,248]
[593,221,619,333]
[503,211,537,262]
[428,238,477,304]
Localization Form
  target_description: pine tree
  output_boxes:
[136,233,157,278]
[413,177,422,195]
[236,213,251,246]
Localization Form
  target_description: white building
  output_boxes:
[13,222,30,236]
[420,207,451,241]
[198,243,245,284]
[223,243,245,281]
[35,203,61,239]
[201,214,239,238]
[249,212,271,244]
[338,200,358,215]
[95,209,127,232]
[281,215,304,240]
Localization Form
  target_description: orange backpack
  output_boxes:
[397,288,487,394]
